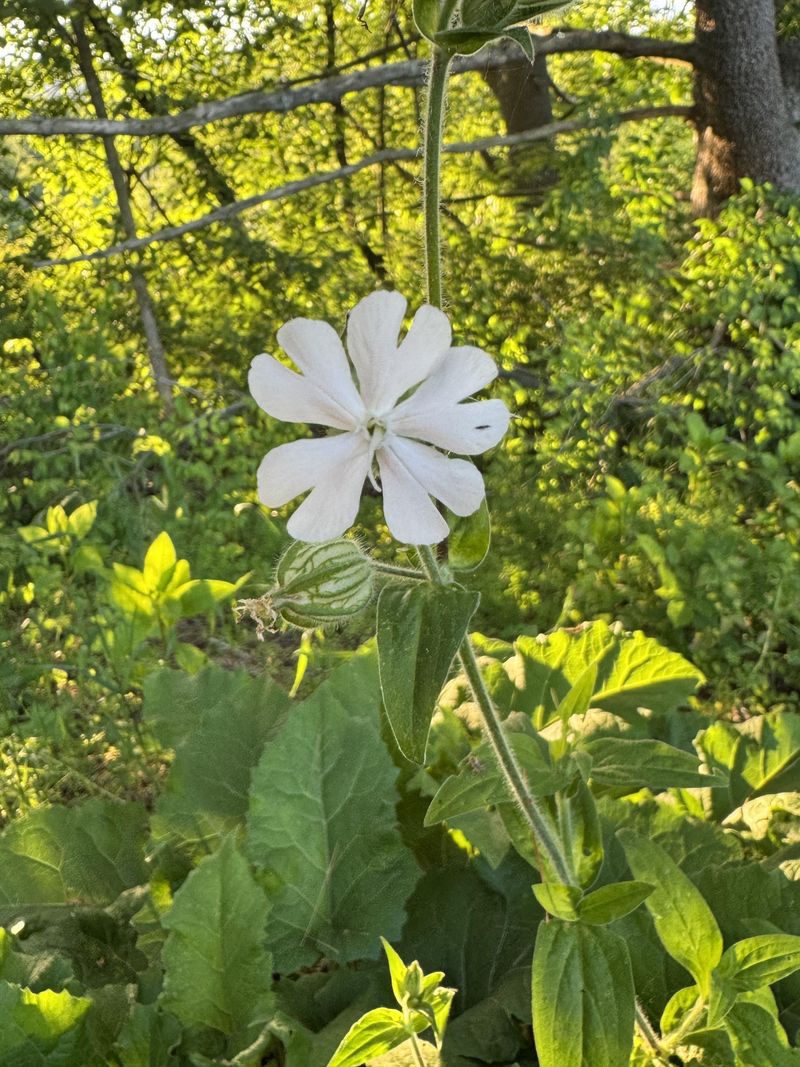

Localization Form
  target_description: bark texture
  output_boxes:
[692,0,800,214]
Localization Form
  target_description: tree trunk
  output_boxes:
[482,53,557,193]
[692,0,800,215]
[72,17,173,410]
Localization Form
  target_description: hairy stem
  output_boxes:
[416,547,575,885]
[635,1000,671,1064]
[423,46,452,309]
[373,561,426,580]
[409,1031,428,1067]
[419,40,576,888]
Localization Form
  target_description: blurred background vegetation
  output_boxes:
[2,0,800,818]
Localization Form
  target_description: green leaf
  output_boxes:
[176,576,248,616]
[618,829,722,995]
[532,921,635,1067]
[532,882,580,921]
[142,532,178,591]
[508,622,703,729]
[145,666,290,847]
[0,982,91,1067]
[160,836,272,1035]
[381,939,409,1006]
[707,975,738,1028]
[718,934,800,991]
[378,584,478,763]
[554,663,597,731]
[697,712,800,818]
[723,1002,799,1066]
[425,731,569,826]
[447,501,491,571]
[434,27,499,54]
[562,779,603,889]
[327,1007,413,1067]
[0,800,148,908]
[45,505,69,535]
[109,1003,181,1067]
[110,564,153,618]
[582,737,724,791]
[66,501,97,539]
[577,881,654,926]
[246,652,419,972]
[412,0,441,41]
[501,25,534,60]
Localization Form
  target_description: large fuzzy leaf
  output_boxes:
[507,622,703,728]
[0,982,91,1067]
[401,856,541,1065]
[246,651,419,972]
[144,666,290,846]
[0,801,148,910]
[160,836,272,1035]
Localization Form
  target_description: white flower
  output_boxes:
[248,290,510,544]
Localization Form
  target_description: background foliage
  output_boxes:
[2,0,800,1064]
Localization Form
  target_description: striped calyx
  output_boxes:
[272,539,374,628]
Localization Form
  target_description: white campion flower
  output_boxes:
[248,290,510,545]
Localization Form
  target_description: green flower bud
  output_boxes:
[271,539,374,629]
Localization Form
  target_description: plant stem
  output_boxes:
[665,995,707,1049]
[373,561,426,580]
[635,1000,671,1065]
[409,1032,428,1067]
[419,46,575,888]
[423,46,452,310]
[416,546,575,886]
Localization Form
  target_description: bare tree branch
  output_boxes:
[33,105,691,268]
[0,33,698,138]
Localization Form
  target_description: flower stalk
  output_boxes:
[423,46,453,311]
[419,43,576,889]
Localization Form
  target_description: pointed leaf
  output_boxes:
[161,836,272,1035]
[618,829,722,995]
[327,1008,413,1067]
[378,584,478,763]
[447,501,491,571]
[577,881,654,926]
[719,934,800,992]
[583,738,724,791]
[532,921,635,1067]
[142,532,178,591]
[66,501,97,539]
[724,1002,798,1067]
[532,882,580,921]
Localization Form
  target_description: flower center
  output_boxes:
[363,415,388,491]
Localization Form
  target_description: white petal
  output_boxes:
[256,432,367,508]
[391,345,498,425]
[389,304,452,406]
[385,436,485,516]
[287,444,371,541]
[345,290,407,412]
[249,353,358,430]
[377,442,450,545]
[276,317,365,422]
[389,398,510,455]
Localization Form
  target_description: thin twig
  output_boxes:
[33,105,691,269]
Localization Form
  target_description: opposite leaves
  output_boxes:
[532,920,635,1067]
